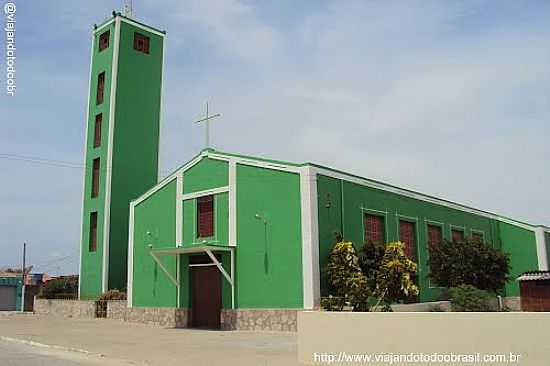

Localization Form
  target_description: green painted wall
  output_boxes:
[178,160,302,309]
[132,180,177,307]
[235,164,303,308]
[546,232,550,267]
[80,21,116,299]
[499,222,538,296]
[80,16,164,298]
[183,158,228,194]
[108,20,164,291]
[316,174,535,302]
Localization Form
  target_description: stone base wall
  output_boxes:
[391,301,451,312]
[34,298,96,318]
[390,297,521,312]
[503,296,521,311]
[221,309,298,331]
[107,301,189,328]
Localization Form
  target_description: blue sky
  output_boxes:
[1,0,549,274]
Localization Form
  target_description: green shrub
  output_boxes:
[98,289,126,301]
[428,238,510,293]
[39,277,78,299]
[449,285,494,312]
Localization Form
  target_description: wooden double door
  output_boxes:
[190,256,222,329]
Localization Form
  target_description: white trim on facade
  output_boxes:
[101,16,121,293]
[94,18,115,34]
[181,186,229,201]
[207,153,302,174]
[228,159,237,247]
[157,30,166,181]
[133,173,179,207]
[470,228,486,240]
[312,166,538,232]
[175,170,184,247]
[396,213,421,267]
[119,16,166,38]
[78,31,96,299]
[127,202,135,307]
[133,151,207,207]
[449,224,467,239]
[360,207,390,244]
[300,166,320,309]
[425,219,445,228]
[535,227,549,271]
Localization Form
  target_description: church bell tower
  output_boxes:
[79,12,165,298]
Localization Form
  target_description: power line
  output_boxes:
[0,154,83,169]
[0,153,172,175]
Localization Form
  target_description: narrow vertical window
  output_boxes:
[427,224,443,248]
[91,158,100,198]
[364,214,385,245]
[96,72,105,105]
[98,30,110,51]
[89,212,98,252]
[472,232,484,243]
[133,32,150,54]
[451,228,465,242]
[399,220,417,259]
[197,195,214,238]
[93,114,102,148]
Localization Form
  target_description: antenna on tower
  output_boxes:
[123,0,134,18]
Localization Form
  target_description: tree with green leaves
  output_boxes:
[360,241,419,311]
[322,241,370,311]
[428,238,510,293]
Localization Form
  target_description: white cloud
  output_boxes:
[2,1,549,272]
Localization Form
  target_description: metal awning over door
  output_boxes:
[149,245,235,308]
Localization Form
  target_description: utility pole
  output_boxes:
[21,243,26,312]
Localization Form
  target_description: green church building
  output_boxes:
[79,13,550,330]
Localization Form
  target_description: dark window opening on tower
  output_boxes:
[89,212,98,252]
[133,32,150,54]
[399,220,417,260]
[94,114,102,148]
[197,195,214,238]
[92,158,100,198]
[99,30,110,51]
[364,214,385,245]
[96,72,105,105]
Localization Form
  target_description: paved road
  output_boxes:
[0,339,134,366]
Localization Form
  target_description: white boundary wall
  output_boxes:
[298,311,550,365]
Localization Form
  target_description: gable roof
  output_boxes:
[138,148,545,231]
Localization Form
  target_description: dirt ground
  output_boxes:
[0,314,301,366]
